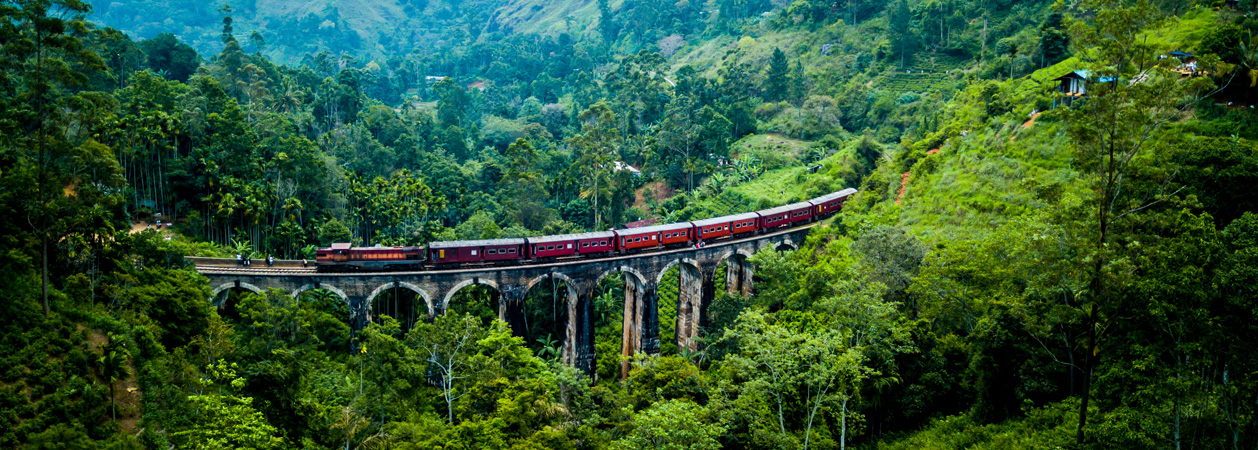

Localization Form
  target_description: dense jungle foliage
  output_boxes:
[3,0,1258,448]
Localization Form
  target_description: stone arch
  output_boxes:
[713,248,757,269]
[290,283,350,303]
[524,272,578,296]
[442,277,500,311]
[365,282,434,317]
[519,272,581,358]
[596,265,648,288]
[716,248,756,298]
[654,258,702,285]
[209,281,264,306]
[774,236,798,251]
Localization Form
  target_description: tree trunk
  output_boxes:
[43,238,49,318]
[841,398,848,450]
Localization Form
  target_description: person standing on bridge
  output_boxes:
[236,254,242,266]
[267,255,274,266]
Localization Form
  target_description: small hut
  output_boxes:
[1051,70,1118,108]
[1168,51,1199,77]
[1052,70,1090,107]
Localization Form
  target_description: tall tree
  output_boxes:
[887,0,915,68]
[1064,0,1217,443]
[567,102,621,230]
[764,48,790,102]
[0,0,112,318]
[1038,11,1069,68]
[139,33,202,82]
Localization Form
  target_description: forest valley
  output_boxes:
[3,0,1258,448]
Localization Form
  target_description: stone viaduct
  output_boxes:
[193,225,813,377]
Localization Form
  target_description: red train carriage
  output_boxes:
[656,223,694,246]
[692,212,759,240]
[316,243,424,271]
[574,231,616,255]
[528,234,578,259]
[809,188,858,217]
[529,231,617,259]
[615,223,691,252]
[428,238,526,266]
[757,201,815,230]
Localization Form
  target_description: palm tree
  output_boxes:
[98,337,131,422]
[1240,31,1258,106]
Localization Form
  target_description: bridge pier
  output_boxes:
[621,275,659,379]
[677,264,705,352]
[726,256,754,297]
[571,287,597,376]
[499,285,529,339]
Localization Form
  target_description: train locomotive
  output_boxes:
[315,188,857,271]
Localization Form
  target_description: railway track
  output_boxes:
[192,265,318,275]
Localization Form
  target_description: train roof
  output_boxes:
[615,222,692,235]
[757,201,815,216]
[692,212,759,227]
[528,231,616,244]
[324,243,423,251]
[428,238,527,249]
[810,188,858,203]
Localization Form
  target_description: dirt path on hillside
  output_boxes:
[896,148,941,205]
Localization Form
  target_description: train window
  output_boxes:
[582,243,588,248]
[488,249,497,255]
[509,248,516,253]
[471,250,478,256]
[567,243,573,249]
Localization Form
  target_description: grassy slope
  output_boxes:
[495,0,603,36]
[886,7,1220,241]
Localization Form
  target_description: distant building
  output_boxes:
[1052,70,1116,108]
[1166,51,1201,77]
[612,161,642,176]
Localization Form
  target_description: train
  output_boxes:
[315,188,857,271]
